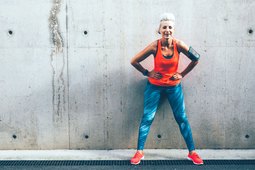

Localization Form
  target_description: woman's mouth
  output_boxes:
[164,33,171,38]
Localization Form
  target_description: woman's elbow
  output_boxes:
[193,60,199,65]
[191,60,199,66]
[130,58,136,66]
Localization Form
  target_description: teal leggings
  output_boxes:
[137,81,195,151]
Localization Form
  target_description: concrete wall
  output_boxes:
[0,0,254,149]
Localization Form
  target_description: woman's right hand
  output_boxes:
[148,70,162,79]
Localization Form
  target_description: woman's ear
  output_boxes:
[158,23,161,34]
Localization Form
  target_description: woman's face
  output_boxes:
[159,20,175,39]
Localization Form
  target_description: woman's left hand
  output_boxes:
[170,72,183,80]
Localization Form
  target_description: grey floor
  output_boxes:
[0,165,255,170]
[0,150,254,170]
[0,160,254,170]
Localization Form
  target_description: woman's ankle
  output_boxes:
[189,150,196,154]
[137,150,144,154]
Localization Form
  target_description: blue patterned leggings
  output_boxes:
[137,81,195,151]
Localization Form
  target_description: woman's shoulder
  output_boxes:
[173,38,184,46]
[174,38,189,53]
[149,40,158,48]
[147,40,158,53]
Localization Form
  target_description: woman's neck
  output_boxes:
[161,38,173,48]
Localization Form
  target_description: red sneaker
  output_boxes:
[187,152,204,165]
[130,151,144,165]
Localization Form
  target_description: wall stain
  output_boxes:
[49,0,63,53]
[49,0,66,122]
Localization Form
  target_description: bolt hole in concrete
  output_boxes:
[157,134,162,139]
[85,135,89,139]
[84,30,88,35]
[248,28,253,34]
[12,135,17,139]
[8,30,13,35]
[245,134,249,138]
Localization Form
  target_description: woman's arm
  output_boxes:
[131,41,162,79]
[172,40,200,79]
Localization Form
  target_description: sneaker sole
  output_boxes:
[187,157,204,165]
[130,156,144,165]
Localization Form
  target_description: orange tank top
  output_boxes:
[148,39,180,86]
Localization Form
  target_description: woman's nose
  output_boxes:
[165,29,170,33]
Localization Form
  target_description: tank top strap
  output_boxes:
[155,40,161,57]
[173,39,179,54]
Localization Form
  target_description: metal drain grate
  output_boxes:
[0,160,254,166]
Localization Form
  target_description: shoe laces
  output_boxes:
[192,152,200,159]
[134,152,143,158]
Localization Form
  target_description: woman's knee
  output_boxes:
[175,113,188,124]
[141,114,155,124]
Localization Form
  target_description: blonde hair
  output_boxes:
[160,13,175,22]
[158,13,175,34]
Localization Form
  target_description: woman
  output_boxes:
[130,13,203,165]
